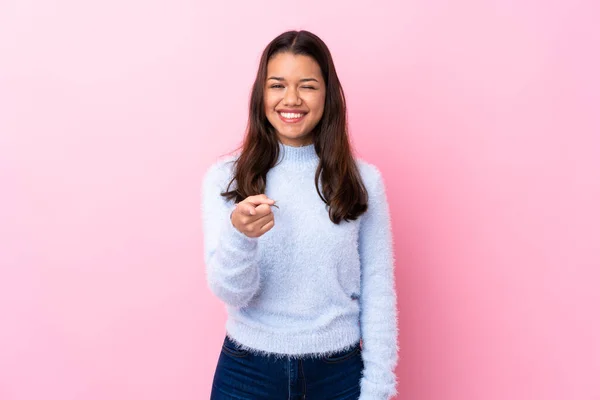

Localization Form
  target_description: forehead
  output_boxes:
[266,52,323,79]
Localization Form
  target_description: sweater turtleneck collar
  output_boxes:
[276,141,319,164]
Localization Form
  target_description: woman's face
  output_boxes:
[264,52,326,147]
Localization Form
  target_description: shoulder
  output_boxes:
[202,152,239,192]
[355,158,391,222]
[355,158,385,193]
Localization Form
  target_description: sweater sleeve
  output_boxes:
[201,160,261,308]
[358,166,399,400]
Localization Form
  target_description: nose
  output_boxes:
[283,87,301,106]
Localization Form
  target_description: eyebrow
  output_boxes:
[267,76,319,83]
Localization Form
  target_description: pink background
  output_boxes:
[1,0,599,399]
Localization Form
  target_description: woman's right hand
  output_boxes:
[231,194,276,238]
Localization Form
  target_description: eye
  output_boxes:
[301,86,317,90]
[270,84,284,89]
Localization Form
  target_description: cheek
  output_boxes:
[311,96,325,117]
[263,93,277,111]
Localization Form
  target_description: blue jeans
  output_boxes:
[211,335,363,399]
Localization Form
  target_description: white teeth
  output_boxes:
[280,112,305,119]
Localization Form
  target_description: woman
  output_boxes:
[202,30,398,399]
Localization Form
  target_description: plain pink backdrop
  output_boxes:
[1,1,599,399]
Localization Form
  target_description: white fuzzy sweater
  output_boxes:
[202,142,398,399]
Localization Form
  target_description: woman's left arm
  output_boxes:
[357,165,399,400]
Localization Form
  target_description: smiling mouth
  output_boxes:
[278,111,307,123]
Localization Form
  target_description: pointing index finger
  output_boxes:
[244,195,276,206]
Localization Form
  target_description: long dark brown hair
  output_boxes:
[222,30,368,224]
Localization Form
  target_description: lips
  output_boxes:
[277,111,307,123]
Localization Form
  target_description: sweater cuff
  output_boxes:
[359,376,398,400]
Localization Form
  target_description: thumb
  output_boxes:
[236,202,258,216]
